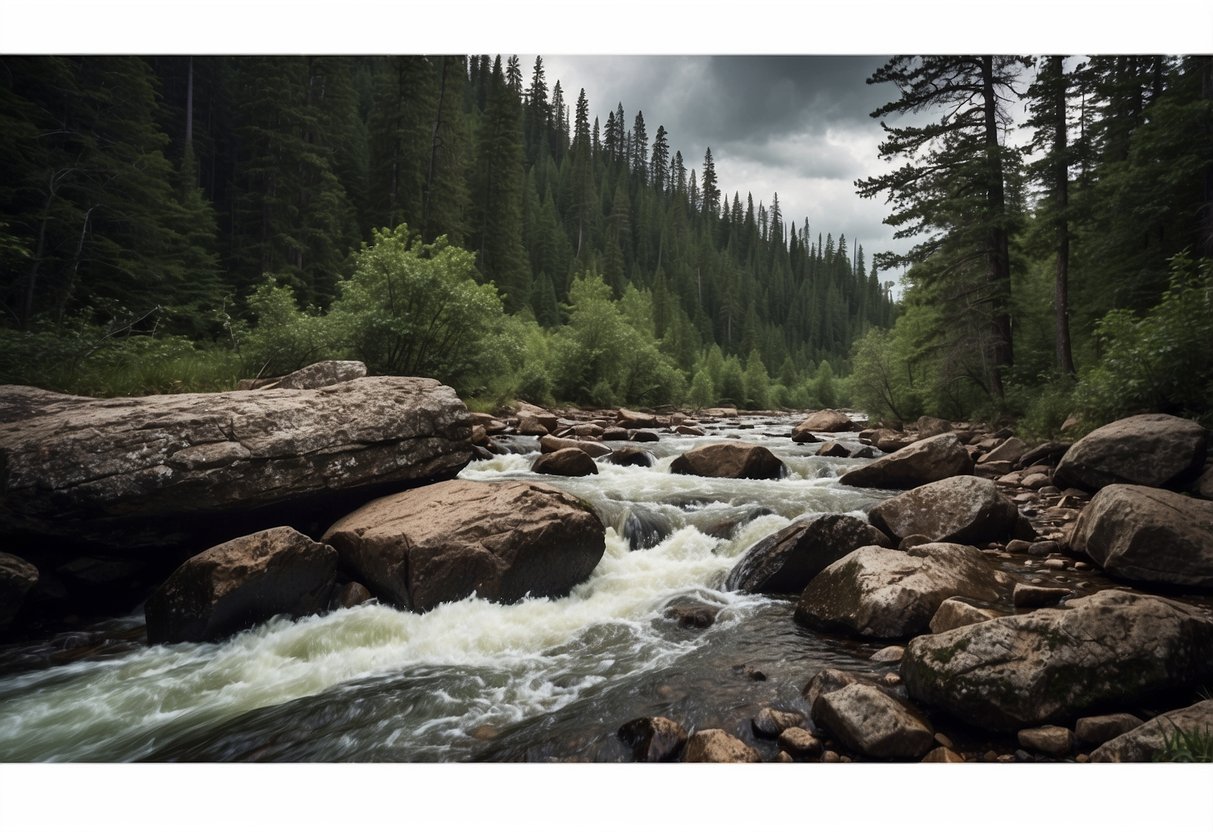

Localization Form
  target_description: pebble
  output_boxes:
[822,750,841,763]
[869,645,905,663]
[982,750,999,762]
[774,750,795,763]
[778,727,823,758]
[921,747,965,763]
[1028,540,1061,557]
[934,732,955,750]
[1006,539,1032,554]
[1073,561,1091,571]
[1018,725,1074,757]
[1075,753,1090,763]
[883,672,902,686]
[1013,583,1073,607]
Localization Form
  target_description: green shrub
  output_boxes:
[241,277,336,378]
[1156,726,1213,763]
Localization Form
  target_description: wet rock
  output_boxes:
[792,430,821,444]
[1012,583,1072,608]
[929,598,1002,633]
[753,707,805,737]
[778,727,823,759]
[816,441,852,458]
[259,360,367,390]
[870,645,905,663]
[616,408,659,429]
[334,581,373,608]
[323,480,605,612]
[1006,539,1032,554]
[605,447,655,467]
[1068,484,1213,589]
[0,377,472,553]
[794,410,856,436]
[516,414,551,436]
[1089,700,1213,762]
[1053,413,1207,493]
[1074,713,1145,747]
[867,475,1023,545]
[734,664,768,681]
[630,430,661,443]
[811,683,934,759]
[601,427,629,441]
[0,552,39,630]
[1018,725,1074,756]
[539,435,610,457]
[839,434,974,490]
[801,668,896,710]
[903,590,1213,731]
[531,447,598,477]
[673,424,706,437]
[515,404,558,432]
[725,514,890,595]
[617,716,688,762]
[663,603,718,629]
[145,527,338,644]
[978,437,1029,466]
[794,543,1003,639]
[921,747,965,762]
[682,729,762,763]
[669,442,786,480]
[1028,540,1061,557]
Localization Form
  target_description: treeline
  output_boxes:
[848,55,1213,432]
[0,55,894,406]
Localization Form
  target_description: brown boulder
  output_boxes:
[725,514,890,594]
[682,729,761,762]
[867,475,1022,544]
[538,434,611,457]
[531,448,598,477]
[1017,725,1074,756]
[794,543,1003,639]
[1089,700,1213,762]
[260,360,367,390]
[0,552,39,630]
[606,447,655,468]
[616,408,659,429]
[668,442,786,480]
[811,683,934,759]
[1053,413,1207,492]
[929,598,1000,633]
[145,527,338,644]
[1074,713,1145,747]
[902,590,1213,731]
[838,434,974,490]
[978,436,1029,465]
[794,410,855,437]
[915,416,953,438]
[617,716,688,762]
[0,377,472,552]
[816,441,852,458]
[323,480,605,612]
[1068,484,1213,588]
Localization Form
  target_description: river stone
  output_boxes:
[816,441,852,458]
[929,598,1000,633]
[1074,713,1145,747]
[778,727,823,758]
[801,668,899,711]
[682,729,762,762]
[335,581,373,609]
[606,447,655,468]
[978,436,1029,466]
[616,408,659,429]
[617,716,688,762]
[531,448,598,477]
[867,475,1022,545]
[1068,484,1213,588]
[538,434,611,457]
[1053,413,1207,493]
[794,543,1003,639]
[902,589,1213,731]
[794,410,856,437]
[915,416,952,439]
[839,434,974,490]
[260,360,367,390]
[668,442,786,480]
[811,683,934,759]
[752,707,805,737]
[1018,725,1074,757]
[1012,583,1072,607]
[0,552,39,630]
[1089,700,1213,762]
[870,645,905,663]
[0,377,472,552]
[921,747,965,762]
[725,514,890,595]
[322,480,605,613]
[144,527,338,644]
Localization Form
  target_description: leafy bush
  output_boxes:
[240,277,336,378]
[1073,253,1213,426]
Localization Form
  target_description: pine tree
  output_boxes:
[650,125,670,193]
[631,111,649,181]
[700,147,720,217]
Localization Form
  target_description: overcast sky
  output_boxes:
[529,56,912,278]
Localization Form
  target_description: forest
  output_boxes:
[0,55,1210,431]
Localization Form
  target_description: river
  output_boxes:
[0,413,903,762]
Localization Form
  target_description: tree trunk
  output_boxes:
[185,56,194,153]
[981,56,1013,400]
[1051,56,1077,376]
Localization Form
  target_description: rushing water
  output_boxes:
[0,415,899,762]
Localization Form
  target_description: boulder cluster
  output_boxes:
[618,410,1213,764]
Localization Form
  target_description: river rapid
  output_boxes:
[0,414,904,762]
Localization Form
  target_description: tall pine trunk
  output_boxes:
[981,56,1013,400]
[1050,56,1076,376]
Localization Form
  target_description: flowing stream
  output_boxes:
[0,415,901,762]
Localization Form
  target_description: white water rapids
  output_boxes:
[0,415,892,761]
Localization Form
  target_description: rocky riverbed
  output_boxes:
[1,364,1211,763]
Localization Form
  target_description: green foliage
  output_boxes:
[1007,374,1079,440]
[1073,253,1213,426]
[846,326,922,424]
[240,277,336,378]
[1156,725,1213,763]
[328,225,512,393]
[742,349,770,409]
[717,355,746,406]
[813,359,837,409]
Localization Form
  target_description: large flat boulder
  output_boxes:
[903,590,1213,731]
[1068,484,1213,588]
[144,526,338,644]
[793,543,1003,639]
[1053,413,1207,492]
[668,442,786,480]
[793,410,856,438]
[838,434,973,490]
[867,475,1023,544]
[811,683,934,759]
[1089,700,1213,762]
[725,514,890,594]
[0,377,472,551]
[322,480,605,612]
